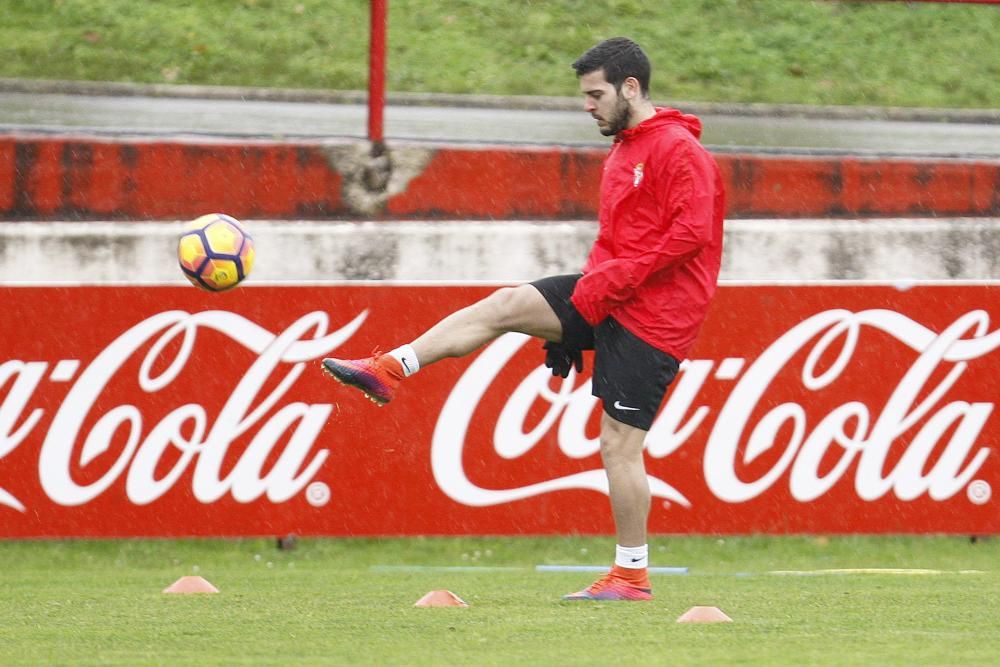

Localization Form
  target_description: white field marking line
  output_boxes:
[767,568,987,576]
[369,565,690,575]
[535,565,689,575]
[370,565,524,573]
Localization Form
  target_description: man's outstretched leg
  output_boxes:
[321,284,562,404]
[563,413,653,601]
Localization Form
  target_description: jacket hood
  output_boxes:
[617,107,702,141]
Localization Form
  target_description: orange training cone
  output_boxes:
[414,590,469,608]
[163,576,220,594]
[676,606,732,623]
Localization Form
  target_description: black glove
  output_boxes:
[542,341,584,378]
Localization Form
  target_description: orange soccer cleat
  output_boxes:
[562,567,653,601]
[320,351,405,406]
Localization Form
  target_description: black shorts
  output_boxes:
[530,274,680,431]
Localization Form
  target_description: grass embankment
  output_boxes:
[1,0,998,108]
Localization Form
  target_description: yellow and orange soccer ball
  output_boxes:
[177,213,255,292]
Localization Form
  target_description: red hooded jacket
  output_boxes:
[570,107,725,360]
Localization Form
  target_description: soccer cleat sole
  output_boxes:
[561,593,652,602]
[561,585,653,602]
[319,361,389,406]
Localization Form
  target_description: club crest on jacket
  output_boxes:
[633,163,645,187]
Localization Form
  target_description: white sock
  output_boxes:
[388,345,420,377]
[615,544,648,569]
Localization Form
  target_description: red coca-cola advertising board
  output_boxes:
[0,283,997,538]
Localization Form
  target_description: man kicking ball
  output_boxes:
[322,37,725,601]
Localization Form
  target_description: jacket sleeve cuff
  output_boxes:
[571,291,607,326]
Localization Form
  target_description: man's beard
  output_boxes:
[600,95,632,136]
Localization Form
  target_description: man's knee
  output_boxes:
[600,414,646,465]
[481,285,540,329]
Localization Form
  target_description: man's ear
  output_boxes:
[622,76,641,101]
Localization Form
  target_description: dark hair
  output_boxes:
[572,37,651,96]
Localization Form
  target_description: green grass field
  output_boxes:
[2,0,999,108]
[1,536,997,666]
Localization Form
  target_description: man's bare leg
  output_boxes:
[321,284,561,404]
[562,412,654,601]
[598,412,650,548]
[411,284,563,365]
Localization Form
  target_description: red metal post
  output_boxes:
[368,0,387,148]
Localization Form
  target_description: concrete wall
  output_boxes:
[3,131,997,285]
[3,134,998,221]
[2,218,998,284]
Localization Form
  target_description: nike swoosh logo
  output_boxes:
[613,401,640,411]
[401,357,412,373]
[630,557,645,563]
